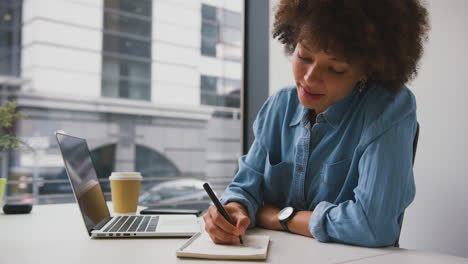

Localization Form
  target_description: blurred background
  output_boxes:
[0,0,242,212]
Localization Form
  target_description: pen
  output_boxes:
[203,182,244,244]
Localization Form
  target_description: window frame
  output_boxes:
[241,0,269,154]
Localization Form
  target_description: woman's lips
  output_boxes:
[300,86,324,100]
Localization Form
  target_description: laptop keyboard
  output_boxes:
[102,216,160,233]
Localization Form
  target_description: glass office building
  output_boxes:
[1,0,243,207]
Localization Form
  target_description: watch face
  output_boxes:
[278,207,294,221]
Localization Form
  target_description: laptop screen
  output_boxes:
[56,133,110,235]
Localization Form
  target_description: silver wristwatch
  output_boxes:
[277,206,296,232]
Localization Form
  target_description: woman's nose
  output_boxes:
[304,64,323,83]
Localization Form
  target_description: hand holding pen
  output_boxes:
[202,183,250,244]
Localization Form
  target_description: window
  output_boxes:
[201,5,242,62]
[201,4,218,57]
[105,0,152,17]
[104,12,151,37]
[221,9,242,29]
[200,4,242,109]
[102,55,151,100]
[102,0,152,100]
[5,0,243,206]
[103,35,151,58]
[200,75,217,106]
[220,9,242,49]
[201,75,241,108]
[0,0,21,76]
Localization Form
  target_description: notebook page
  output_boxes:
[179,232,269,258]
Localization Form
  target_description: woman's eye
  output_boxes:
[298,53,312,63]
[329,67,346,75]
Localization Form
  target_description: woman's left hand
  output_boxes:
[256,204,282,230]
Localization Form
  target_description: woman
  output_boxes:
[204,0,429,247]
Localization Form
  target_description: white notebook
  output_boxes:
[176,232,270,260]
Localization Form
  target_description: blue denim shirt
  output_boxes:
[220,83,417,247]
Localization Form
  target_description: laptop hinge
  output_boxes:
[93,216,113,231]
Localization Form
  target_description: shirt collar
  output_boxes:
[289,103,308,127]
[289,84,361,128]
[321,85,360,128]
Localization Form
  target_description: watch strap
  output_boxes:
[279,208,296,232]
[280,218,290,232]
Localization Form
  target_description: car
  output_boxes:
[138,178,212,211]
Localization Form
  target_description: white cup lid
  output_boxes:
[109,172,142,181]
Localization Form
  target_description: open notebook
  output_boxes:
[176,232,270,260]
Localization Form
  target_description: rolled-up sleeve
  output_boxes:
[309,116,417,247]
[220,139,267,227]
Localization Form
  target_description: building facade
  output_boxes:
[1,0,243,204]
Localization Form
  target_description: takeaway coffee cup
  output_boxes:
[109,172,142,214]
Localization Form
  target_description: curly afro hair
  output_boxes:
[272,0,430,93]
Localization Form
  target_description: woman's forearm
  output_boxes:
[256,204,314,238]
[288,211,314,238]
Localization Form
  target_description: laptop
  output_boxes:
[55,132,201,238]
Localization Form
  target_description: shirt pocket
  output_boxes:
[263,154,294,205]
[318,158,351,202]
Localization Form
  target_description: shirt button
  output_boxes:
[297,166,303,172]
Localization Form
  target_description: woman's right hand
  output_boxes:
[203,202,250,244]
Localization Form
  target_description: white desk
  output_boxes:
[1,203,466,264]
